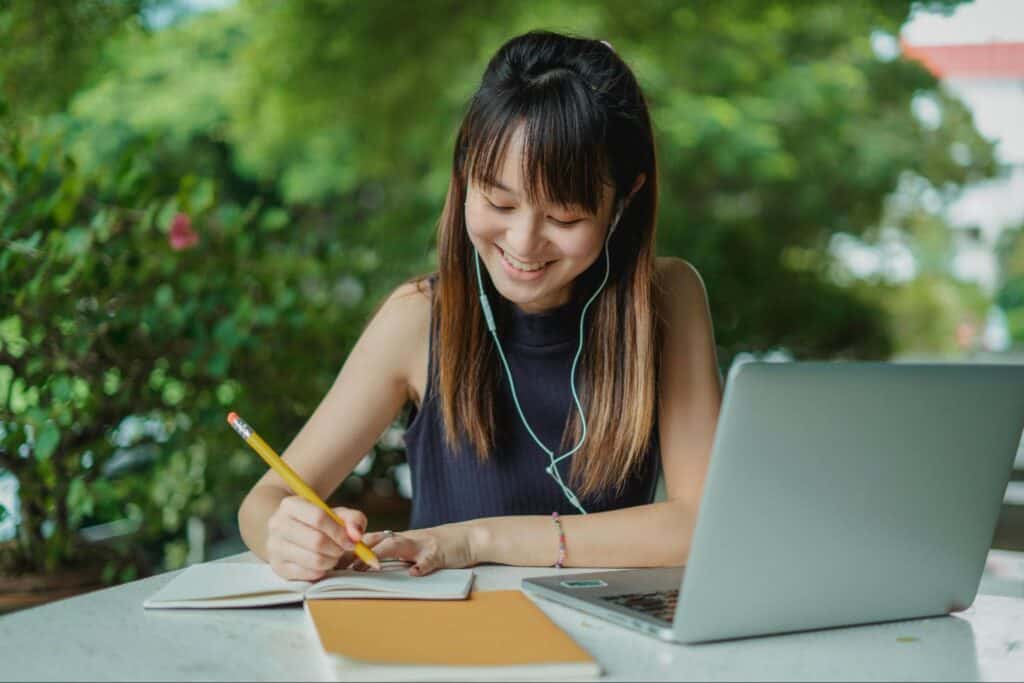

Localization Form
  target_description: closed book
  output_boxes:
[305,589,601,681]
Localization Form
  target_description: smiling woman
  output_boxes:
[238,30,722,581]
[463,122,645,312]
[433,32,661,503]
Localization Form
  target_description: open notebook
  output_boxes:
[305,590,601,681]
[143,561,474,608]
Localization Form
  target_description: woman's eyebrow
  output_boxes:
[481,178,590,213]
[482,178,517,195]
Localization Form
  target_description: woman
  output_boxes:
[238,30,722,580]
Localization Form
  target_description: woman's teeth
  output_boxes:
[501,248,548,271]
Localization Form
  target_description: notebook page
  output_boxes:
[143,563,309,608]
[305,565,474,600]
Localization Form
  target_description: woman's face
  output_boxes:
[464,125,617,314]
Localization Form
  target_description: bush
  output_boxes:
[0,119,378,576]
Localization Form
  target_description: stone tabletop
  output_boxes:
[2,554,1024,681]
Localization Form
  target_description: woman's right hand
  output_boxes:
[265,496,368,581]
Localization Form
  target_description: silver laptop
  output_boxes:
[522,361,1024,643]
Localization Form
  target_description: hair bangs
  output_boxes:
[463,74,612,215]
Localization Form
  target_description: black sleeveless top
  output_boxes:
[403,268,661,529]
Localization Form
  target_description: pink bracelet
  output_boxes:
[552,511,567,569]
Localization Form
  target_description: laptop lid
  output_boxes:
[674,361,1024,643]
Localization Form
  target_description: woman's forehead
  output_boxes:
[465,118,612,213]
[470,124,612,208]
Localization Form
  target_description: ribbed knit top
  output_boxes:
[402,268,660,529]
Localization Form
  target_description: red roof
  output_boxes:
[901,41,1024,79]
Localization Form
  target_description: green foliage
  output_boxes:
[996,226,1024,346]
[0,0,150,118]
[0,0,1004,577]
[61,0,996,363]
[627,2,996,359]
[863,275,989,356]
[0,119,376,574]
[823,173,998,354]
[61,6,248,184]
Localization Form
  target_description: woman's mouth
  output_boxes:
[498,247,553,279]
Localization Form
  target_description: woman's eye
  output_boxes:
[485,198,514,212]
[484,196,582,225]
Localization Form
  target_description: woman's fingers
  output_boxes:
[361,530,394,548]
[410,541,442,576]
[331,507,368,543]
[282,518,345,559]
[369,534,421,564]
[365,532,442,576]
[266,497,374,581]
[279,497,368,548]
[276,525,468,579]
[271,536,342,572]
[271,559,326,582]
[407,540,444,577]
[279,497,348,547]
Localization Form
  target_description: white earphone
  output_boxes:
[470,196,627,514]
[609,200,624,235]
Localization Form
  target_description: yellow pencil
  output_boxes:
[227,411,381,570]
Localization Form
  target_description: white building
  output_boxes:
[900,37,1024,351]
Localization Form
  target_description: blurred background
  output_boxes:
[1,0,1023,610]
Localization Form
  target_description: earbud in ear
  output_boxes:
[609,201,625,236]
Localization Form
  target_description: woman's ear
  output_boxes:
[627,173,646,204]
[610,174,646,234]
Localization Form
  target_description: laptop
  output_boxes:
[522,361,1024,643]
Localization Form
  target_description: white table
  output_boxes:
[2,553,1024,681]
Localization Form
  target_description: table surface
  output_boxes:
[2,553,1024,682]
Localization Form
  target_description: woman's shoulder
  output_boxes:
[377,275,434,405]
[653,256,713,344]
[386,275,435,309]
[654,256,708,305]
[378,276,433,348]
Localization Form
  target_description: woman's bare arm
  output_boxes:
[238,281,430,563]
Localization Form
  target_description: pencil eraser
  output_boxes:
[227,412,238,425]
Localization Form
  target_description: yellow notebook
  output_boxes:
[304,589,601,681]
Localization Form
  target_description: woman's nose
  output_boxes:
[503,214,546,258]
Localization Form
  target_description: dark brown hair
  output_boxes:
[419,30,660,498]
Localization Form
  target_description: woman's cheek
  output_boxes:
[464,205,496,241]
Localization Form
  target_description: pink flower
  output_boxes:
[169,213,199,251]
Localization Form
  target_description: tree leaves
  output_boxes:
[0,0,1001,577]
[34,421,60,460]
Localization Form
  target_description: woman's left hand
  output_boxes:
[358,524,478,576]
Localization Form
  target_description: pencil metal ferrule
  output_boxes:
[230,416,253,440]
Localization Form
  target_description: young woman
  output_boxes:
[238,30,722,580]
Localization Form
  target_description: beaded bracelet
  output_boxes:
[551,511,567,569]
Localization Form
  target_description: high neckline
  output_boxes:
[498,256,606,348]
[503,292,586,347]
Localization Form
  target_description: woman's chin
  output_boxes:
[493,278,571,314]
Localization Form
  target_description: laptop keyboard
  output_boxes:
[602,589,679,623]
